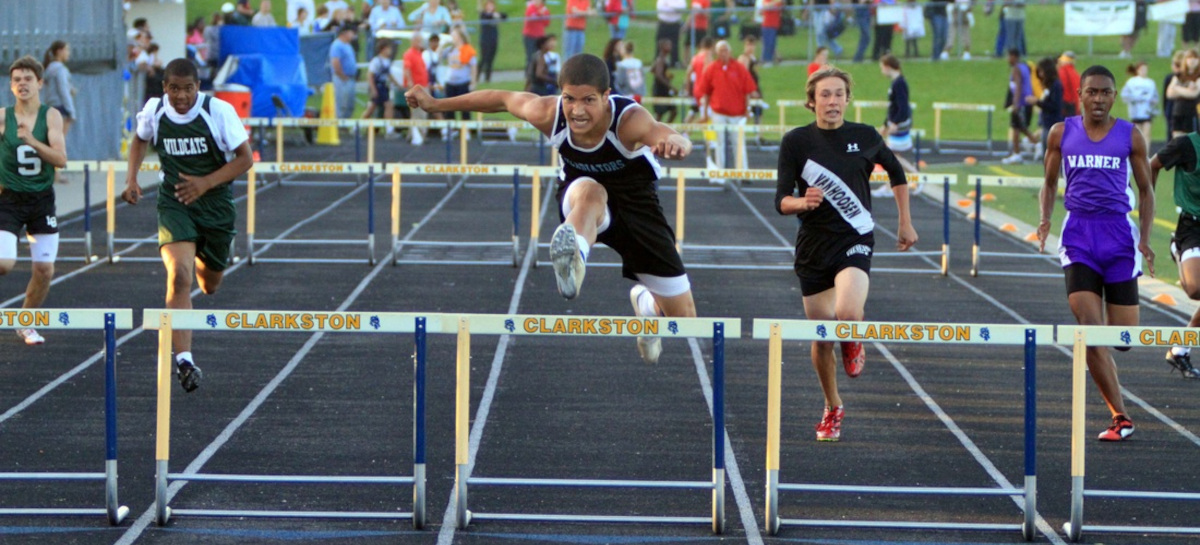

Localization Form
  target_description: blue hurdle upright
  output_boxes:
[757,319,1050,540]
[0,310,132,524]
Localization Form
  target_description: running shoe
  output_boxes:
[1001,153,1024,165]
[841,341,865,378]
[176,359,203,393]
[1165,350,1200,379]
[1097,414,1134,441]
[16,328,44,345]
[550,223,586,300]
[629,284,662,364]
[815,406,845,442]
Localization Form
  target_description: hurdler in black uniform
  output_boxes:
[775,121,907,295]
[550,94,685,282]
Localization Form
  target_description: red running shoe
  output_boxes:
[1097,414,1135,442]
[815,406,845,442]
[841,341,865,378]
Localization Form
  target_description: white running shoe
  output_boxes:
[17,328,44,345]
[1001,153,1025,165]
[550,224,586,299]
[939,51,949,60]
[629,284,662,364]
[962,51,972,60]
[870,184,894,197]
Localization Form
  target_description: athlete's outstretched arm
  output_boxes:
[873,142,917,250]
[1037,122,1066,252]
[122,136,150,205]
[618,105,692,159]
[1131,125,1156,277]
[405,85,557,134]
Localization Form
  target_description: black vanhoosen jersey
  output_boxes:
[774,121,905,237]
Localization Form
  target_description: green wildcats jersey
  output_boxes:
[0,104,54,193]
[149,95,235,200]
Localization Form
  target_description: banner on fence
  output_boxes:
[1063,1,1136,36]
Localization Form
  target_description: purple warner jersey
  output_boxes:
[1060,116,1134,215]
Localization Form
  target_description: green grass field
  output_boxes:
[185,0,1186,286]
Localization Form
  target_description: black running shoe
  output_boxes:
[1165,350,1200,380]
[177,360,203,392]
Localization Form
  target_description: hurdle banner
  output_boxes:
[143,309,433,527]
[0,309,133,524]
[446,313,740,532]
[754,319,1051,540]
[967,176,1059,278]
[658,168,953,275]
[932,103,996,154]
[1058,325,1200,541]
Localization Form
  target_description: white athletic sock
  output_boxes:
[1172,346,1191,357]
[576,235,590,262]
[636,287,658,317]
[176,351,193,365]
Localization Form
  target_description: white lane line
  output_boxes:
[115,175,472,545]
[434,178,550,545]
[687,337,764,544]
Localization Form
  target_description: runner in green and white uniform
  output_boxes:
[123,59,252,392]
[0,56,68,346]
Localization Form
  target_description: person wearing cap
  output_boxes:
[1059,51,1081,117]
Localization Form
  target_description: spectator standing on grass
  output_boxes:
[370,0,406,37]
[946,0,971,60]
[774,66,916,442]
[523,0,552,64]
[808,46,829,77]
[314,5,334,31]
[603,38,624,83]
[410,0,453,35]
[479,0,506,83]
[1167,48,1200,138]
[684,0,711,55]
[1059,51,1080,117]
[1,56,69,346]
[605,0,633,40]
[739,35,763,129]
[651,39,677,122]
[927,0,950,61]
[1002,47,1039,165]
[329,25,359,119]
[657,0,688,68]
[851,0,872,63]
[1033,57,1064,160]
[232,0,256,25]
[901,0,923,58]
[287,0,317,27]
[1149,127,1200,379]
[1164,51,1184,141]
[564,0,593,60]
[122,59,253,393]
[1121,0,1149,59]
[875,54,919,189]
[529,35,561,96]
[204,13,224,65]
[1000,0,1025,57]
[363,39,400,138]
[684,37,714,123]
[694,40,757,181]
[1158,1,1180,58]
[614,41,646,100]
[1122,61,1157,146]
[252,0,279,27]
[402,33,431,145]
[187,18,209,64]
[1186,1,1200,47]
[762,0,785,64]
[872,0,896,61]
[441,26,479,123]
[1037,65,1156,442]
[42,41,76,139]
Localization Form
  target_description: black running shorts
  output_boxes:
[0,188,58,235]
[794,230,874,297]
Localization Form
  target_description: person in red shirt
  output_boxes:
[761,0,784,64]
[564,0,593,59]
[695,40,758,183]
[684,36,714,123]
[402,34,431,145]
[1058,50,1081,117]
[683,0,711,54]
[523,0,552,63]
[807,46,829,77]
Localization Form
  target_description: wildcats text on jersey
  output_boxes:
[162,137,210,156]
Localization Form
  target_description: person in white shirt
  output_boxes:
[409,0,454,36]
[613,40,646,99]
[324,0,350,15]
[252,0,279,27]
[1122,60,1159,146]
[370,0,407,36]
[287,0,317,26]
[656,0,687,67]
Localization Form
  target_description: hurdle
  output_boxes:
[143,308,432,527]
[45,161,101,262]
[1058,325,1200,542]
[0,309,133,524]
[659,168,953,275]
[932,102,996,154]
[755,318,1050,539]
[246,161,383,265]
[388,163,551,267]
[97,160,168,263]
[850,100,918,124]
[968,175,1060,278]
[445,313,739,532]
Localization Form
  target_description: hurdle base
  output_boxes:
[779,519,1024,532]
[169,509,415,520]
[470,513,713,525]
